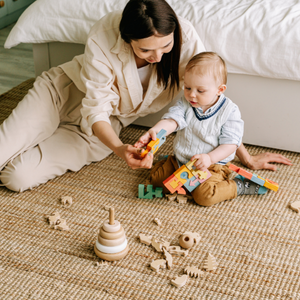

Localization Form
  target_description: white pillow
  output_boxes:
[5,0,300,82]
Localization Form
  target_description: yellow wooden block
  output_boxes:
[186,159,197,171]
[264,178,279,192]
[173,165,194,185]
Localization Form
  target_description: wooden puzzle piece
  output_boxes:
[54,222,70,231]
[152,237,164,252]
[163,247,173,269]
[171,274,188,288]
[163,175,186,195]
[290,201,300,213]
[141,129,167,158]
[203,253,218,271]
[251,174,265,186]
[138,184,163,199]
[183,175,201,192]
[264,178,279,192]
[139,233,153,246]
[166,193,177,201]
[167,246,189,257]
[154,218,162,225]
[47,212,60,226]
[184,266,204,278]
[177,194,188,204]
[150,259,166,272]
[174,165,194,185]
[61,196,72,205]
[185,159,211,181]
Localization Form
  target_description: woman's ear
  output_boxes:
[217,84,227,95]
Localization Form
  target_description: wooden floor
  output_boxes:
[0,23,35,95]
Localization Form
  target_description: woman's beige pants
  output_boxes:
[0,67,122,192]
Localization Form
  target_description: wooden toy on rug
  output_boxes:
[228,163,279,192]
[171,274,188,288]
[168,246,189,257]
[166,193,177,201]
[61,196,72,205]
[163,160,212,195]
[163,247,173,269]
[139,233,153,246]
[203,253,218,271]
[154,218,162,225]
[46,212,70,231]
[179,232,201,249]
[140,129,167,158]
[138,184,163,199]
[290,201,300,214]
[46,212,61,226]
[184,266,204,278]
[150,259,166,272]
[176,194,188,204]
[94,207,129,261]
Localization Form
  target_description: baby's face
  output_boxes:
[183,69,222,112]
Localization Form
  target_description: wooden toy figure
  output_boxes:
[94,207,129,261]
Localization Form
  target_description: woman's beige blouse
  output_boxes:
[60,11,205,136]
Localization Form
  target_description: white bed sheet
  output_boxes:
[5,0,300,81]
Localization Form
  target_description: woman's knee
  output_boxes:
[0,157,40,192]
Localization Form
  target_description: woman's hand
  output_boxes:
[191,154,212,171]
[236,144,292,171]
[247,152,292,171]
[115,144,154,169]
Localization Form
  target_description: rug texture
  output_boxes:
[0,79,300,300]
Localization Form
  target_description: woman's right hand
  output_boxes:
[115,144,154,169]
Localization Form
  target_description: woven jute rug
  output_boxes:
[0,79,300,300]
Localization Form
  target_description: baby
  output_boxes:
[135,52,267,206]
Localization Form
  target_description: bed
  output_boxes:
[4,0,300,152]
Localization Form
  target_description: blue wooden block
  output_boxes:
[183,175,201,192]
[157,129,167,139]
[251,174,265,186]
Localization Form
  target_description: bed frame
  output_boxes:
[32,42,300,153]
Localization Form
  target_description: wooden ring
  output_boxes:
[99,226,124,240]
[98,235,125,247]
[103,220,120,232]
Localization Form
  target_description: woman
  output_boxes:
[0,0,291,192]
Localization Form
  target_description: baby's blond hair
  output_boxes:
[185,52,227,85]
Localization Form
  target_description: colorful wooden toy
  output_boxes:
[141,129,167,158]
[94,207,129,261]
[138,184,163,199]
[229,163,279,192]
[164,160,212,194]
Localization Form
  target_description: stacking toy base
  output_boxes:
[94,244,129,261]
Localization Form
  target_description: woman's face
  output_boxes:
[130,32,174,64]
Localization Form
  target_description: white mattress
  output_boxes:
[5,0,300,81]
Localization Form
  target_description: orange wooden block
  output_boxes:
[163,175,186,194]
[228,164,240,172]
[173,165,194,185]
[264,178,279,192]
[238,168,253,180]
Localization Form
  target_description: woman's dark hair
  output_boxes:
[120,0,182,94]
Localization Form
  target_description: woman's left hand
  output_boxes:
[247,152,292,171]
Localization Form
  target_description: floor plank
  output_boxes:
[0,23,35,94]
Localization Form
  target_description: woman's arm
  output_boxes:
[92,121,152,169]
[236,143,292,171]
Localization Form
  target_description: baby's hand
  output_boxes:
[134,128,157,149]
[191,154,212,171]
